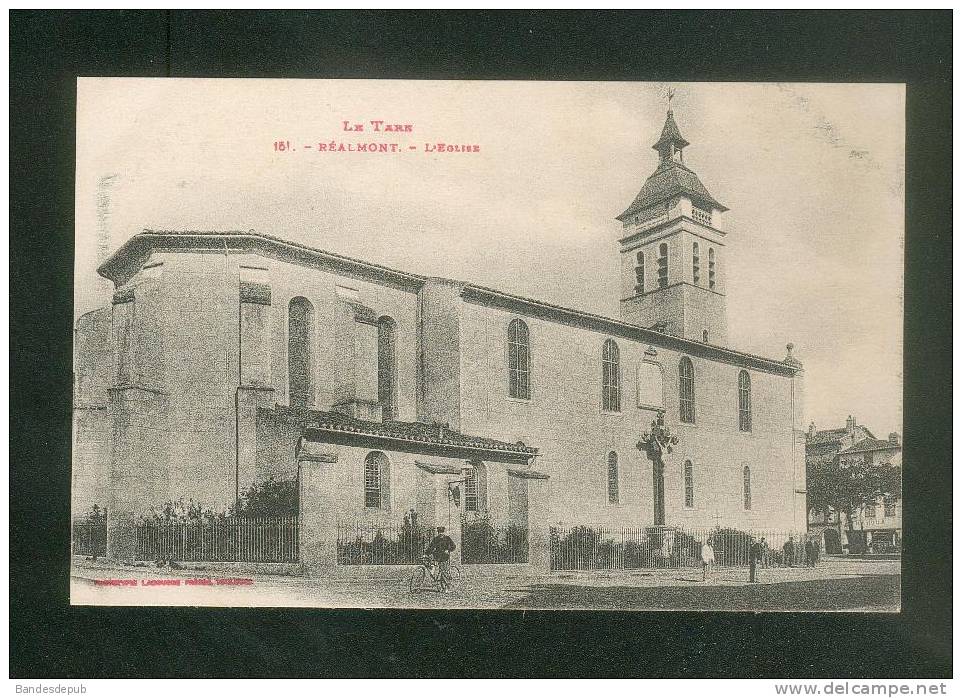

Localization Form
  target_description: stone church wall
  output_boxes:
[457,299,801,531]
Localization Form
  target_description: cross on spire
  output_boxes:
[665,86,675,112]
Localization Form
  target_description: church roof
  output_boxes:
[273,405,539,458]
[617,160,727,222]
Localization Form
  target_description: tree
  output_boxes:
[807,455,901,533]
[235,477,298,517]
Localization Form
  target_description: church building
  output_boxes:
[72,109,808,561]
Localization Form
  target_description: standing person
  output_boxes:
[749,539,762,583]
[805,539,816,568]
[783,537,795,568]
[760,537,770,568]
[701,540,715,582]
[424,526,457,591]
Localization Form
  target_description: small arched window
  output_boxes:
[377,316,397,420]
[288,297,314,408]
[709,248,716,290]
[684,460,694,508]
[364,451,390,509]
[607,451,620,504]
[738,370,752,432]
[679,356,695,423]
[508,319,531,400]
[743,465,752,510]
[692,242,701,285]
[465,462,487,513]
[602,339,621,412]
[703,329,709,343]
[658,243,669,288]
[634,251,645,294]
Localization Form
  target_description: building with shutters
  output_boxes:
[72,109,808,561]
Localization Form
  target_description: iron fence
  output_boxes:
[336,521,432,565]
[135,517,299,563]
[72,518,107,557]
[550,525,817,571]
[461,517,529,564]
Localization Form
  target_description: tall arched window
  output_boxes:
[692,242,701,285]
[288,297,314,408]
[465,462,487,513]
[684,460,694,508]
[364,451,390,509]
[738,370,752,432]
[607,451,620,504]
[743,465,752,510]
[377,316,397,420]
[708,248,716,290]
[508,319,531,400]
[657,243,669,288]
[634,251,645,294]
[602,339,621,412]
[679,356,695,423]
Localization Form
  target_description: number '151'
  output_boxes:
[273,141,291,151]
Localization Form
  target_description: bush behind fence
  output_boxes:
[337,521,432,565]
[72,519,107,557]
[136,517,299,563]
[461,517,529,564]
[550,525,816,571]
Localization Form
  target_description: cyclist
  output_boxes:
[424,526,456,591]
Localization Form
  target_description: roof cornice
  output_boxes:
[98,229,427,292]
[460,284,799,376]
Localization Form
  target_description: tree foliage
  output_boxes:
[235,477,298,518]
[807,455,901,529]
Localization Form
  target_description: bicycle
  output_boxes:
[409,555,463,593]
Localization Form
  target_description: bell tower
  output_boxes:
[617,107,729,345]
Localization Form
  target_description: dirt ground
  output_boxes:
[70,556,900,611]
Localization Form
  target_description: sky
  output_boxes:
[75,79,904,436]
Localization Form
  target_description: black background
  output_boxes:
[9,10,952,678]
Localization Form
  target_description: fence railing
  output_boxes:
[461,518,529,564]
[337,521,432,565]
[550,525,816,571]
[72,519,107,557]
[136,517,299,563]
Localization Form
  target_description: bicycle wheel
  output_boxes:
[409,566,427,593]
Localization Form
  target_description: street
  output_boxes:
[70,557,900,611]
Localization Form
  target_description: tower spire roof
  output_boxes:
[652,109,689,152]
[616,107,727,222]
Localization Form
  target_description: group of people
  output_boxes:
[700,535,822,582]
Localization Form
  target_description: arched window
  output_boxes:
[684,460,694,508]
[607,451,620,504]
[738,370,752,432]
[658,243,669,288]
[743,465,752,510]
[703,329,709,343]
[465,462,487,513]
[602,339,621,412]
[692,242,701,285]
[679,356,695,423]
[634,251,645,294]
[288,297,314,408]
[708,248,716,290]
[377,316,397,420]
[508,319,531,400]
[364,451,390,509]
